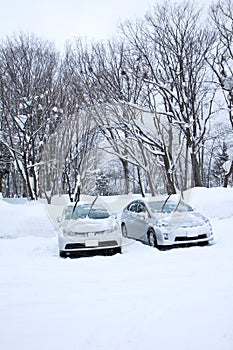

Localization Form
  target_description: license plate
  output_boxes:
[85,240,98,247]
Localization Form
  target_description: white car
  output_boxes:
[58,201,122,257]
[121,198,214,249]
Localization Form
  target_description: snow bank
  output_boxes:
[0,187,233,350]
[1,187,232,239]
[187,187,233,218]
[0,199,56,238]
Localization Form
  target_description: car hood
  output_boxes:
[155,211,207,228]
[62,216,117,233]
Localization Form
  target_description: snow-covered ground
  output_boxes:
[0,187,233,350]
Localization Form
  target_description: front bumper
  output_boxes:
[58,230,122,253]
[156,223,214,246]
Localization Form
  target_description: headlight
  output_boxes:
[62,228,74,236]
[63,228,69,235]
[62,229,88,237]
[156,219,169,228]
[104,223,119,234]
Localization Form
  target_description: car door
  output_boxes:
[125,201,139,238]
[132,201,149,240]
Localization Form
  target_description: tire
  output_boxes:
[147,228,158,248]
[199,241,209,247]
[121,223,128,238]
[103,247,122,256]
[59,251,67,258]
[113,247,122,255]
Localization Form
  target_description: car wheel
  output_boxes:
[148,228,157,248]
[121,223,128,238]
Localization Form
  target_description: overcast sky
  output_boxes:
[0,0,211,50]
[0,0,158,49]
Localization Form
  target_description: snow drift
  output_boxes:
[0,187,233,350]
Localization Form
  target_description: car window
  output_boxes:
[147,201,164,213]
[148,200,193,213]
[128,203,138,212]
[175,202,193,212]
[88,207,110,219]
[72,204,110,219]
[62,206,73,220]
[137,202,146,213]
[162,201,193,213]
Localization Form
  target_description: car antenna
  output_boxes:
[87,195,99,218]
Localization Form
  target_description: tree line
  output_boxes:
[0,0,233,201]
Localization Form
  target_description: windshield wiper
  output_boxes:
[161,194,182,213]
[87,195,99,218]
[71,194,80,219]
[161,194,171,213]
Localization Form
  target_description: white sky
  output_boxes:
[0,0,157,49]
[0,0,211,50]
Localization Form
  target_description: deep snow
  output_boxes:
[0,188,233,350]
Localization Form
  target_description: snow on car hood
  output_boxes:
[156,211,207,228]
[63,216,117,233]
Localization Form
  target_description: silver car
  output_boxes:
[58,201,122,257]
[121,198,214,249]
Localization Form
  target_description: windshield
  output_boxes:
[148,200,193,214]
[64,204,110,220]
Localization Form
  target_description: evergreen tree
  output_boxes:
[212,142,229,186]
[95,171,110,196]
[0,143,12,195]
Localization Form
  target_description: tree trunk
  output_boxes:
[22,152,35,200]
[146,170,156,196]
[64,171,73,202]
[183,142,189,190]
[224,161,233,188]
[191,152,203,187]
[31,167,38,200]
[137,167,145,197]
[139,145,156,196]
[121,159,130,194]
[206,139,215,188]
[163,152,177,195]
[74,185,81,202]
[73,174,81,202]
[0,172,2,194]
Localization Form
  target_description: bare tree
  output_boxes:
[121,1,216,188]
[65,38,183,194]
[208,0,233,183]
[0,33,60,199]
[209,0,233,129]
[90,102,183,195]
[39,107,98,203]
[62,39,136,193]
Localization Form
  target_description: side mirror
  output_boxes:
[112,213,118,220]
[57,216,62,223]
